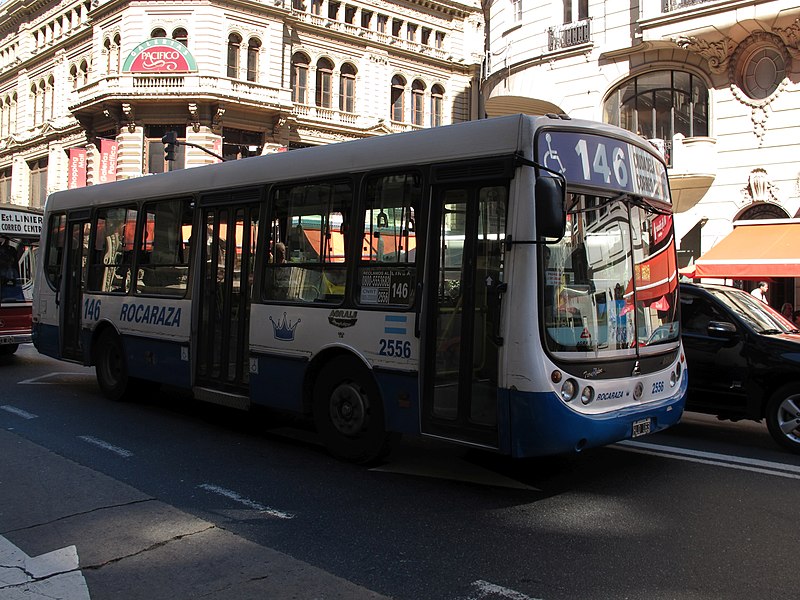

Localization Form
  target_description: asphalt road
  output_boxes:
[2,344,799,599]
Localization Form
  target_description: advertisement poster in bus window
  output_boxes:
[360,268,413,305]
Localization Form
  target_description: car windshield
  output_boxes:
[541,193,679,359]
[706,287,797,334]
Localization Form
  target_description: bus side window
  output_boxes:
[44,213,67,290]
[357,173,420,308]
[264,181,352,304]
[136,198,192,296]
[88,206,137,294]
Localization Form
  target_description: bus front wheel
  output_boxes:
[313,356,398,464]
[95,329,130,401]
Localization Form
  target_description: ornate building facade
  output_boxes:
[0,0,483,206]
[482,0,800,302]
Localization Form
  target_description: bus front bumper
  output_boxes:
[507,375,687,458]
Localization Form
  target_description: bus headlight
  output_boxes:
[560,378,578,402]
[670,361,682,387]
[580,386,595,405]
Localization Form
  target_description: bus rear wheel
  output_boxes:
[313,356,398,464]
[95,329,130,401]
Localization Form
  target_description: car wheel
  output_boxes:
[765,384,800,454]
[312,356,399,465]
[0,344,18,356]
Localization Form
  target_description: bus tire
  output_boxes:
[95,329,130,401]
[765,384,800,454]
[312,356,399,465]
[0,344,19,356]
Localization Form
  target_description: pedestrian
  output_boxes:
[751,281,768,303]
[793,311,800,329]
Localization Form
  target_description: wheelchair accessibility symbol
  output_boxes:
[542,133,566,174]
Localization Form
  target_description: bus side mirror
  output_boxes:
[535,176,566,240]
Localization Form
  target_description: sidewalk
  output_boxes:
[0,428,392,600]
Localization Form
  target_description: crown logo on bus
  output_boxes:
[270,312,301,341]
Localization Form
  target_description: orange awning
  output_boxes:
[692,221,800,279]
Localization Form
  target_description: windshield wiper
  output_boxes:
[759,328,783,335]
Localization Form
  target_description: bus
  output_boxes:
[32,114,685,462]
[1,206,42,356]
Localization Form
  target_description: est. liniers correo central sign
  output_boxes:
[122,38,198,73]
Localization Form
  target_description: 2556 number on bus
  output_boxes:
[379,338,412,358]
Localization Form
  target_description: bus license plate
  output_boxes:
[632,418,652,438]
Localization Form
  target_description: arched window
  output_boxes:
[411,79,425,126]
[104,37,112,73]
[111,33,121,74]
[30,84,39,126]
[151,28,167,38]
[70,64,79,90]
[391,75,406,122]
[46,76,55,121]
[291,52,310,104]
[603,70,709,153]
[316,58,333,108]
[79,60,89,87]
[247,38,261,82]
[227,33,242,78]
[39,80,48,124]
[173,28,188,47]
[339,63,356,113]
[431,84,444,127]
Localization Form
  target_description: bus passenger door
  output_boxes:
[195,204,259,396]
[62,217,90,361]
[421,184,507,449]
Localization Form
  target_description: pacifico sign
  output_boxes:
[122,38,198,73]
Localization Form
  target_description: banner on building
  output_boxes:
[122,38,198,73]
[68,148,87,189]
[97,139,118,184]
[213,138,223,164]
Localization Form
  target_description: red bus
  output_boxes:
[1,206,42,355]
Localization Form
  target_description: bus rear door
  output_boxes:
[61,214,91,361]
[195,201,259,403]
[421,182,508,449]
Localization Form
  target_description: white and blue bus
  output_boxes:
[33,114,685,462]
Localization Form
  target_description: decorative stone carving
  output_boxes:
[121,103,135,133]
[674,36,734,74]
[188,103,200,133]
[741,168,780,204]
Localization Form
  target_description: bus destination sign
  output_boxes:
[0,209,43,236]
[536,130,670,204]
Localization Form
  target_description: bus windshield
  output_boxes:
[542,193,679,357]
[0,235,36,304]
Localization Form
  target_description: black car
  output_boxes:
[680,282,800,454]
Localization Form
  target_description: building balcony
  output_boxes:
[69,74,291,113]
[290,10,449,60]
[547,18,591,52]
[667,134,717,213]
[292,103,358,126]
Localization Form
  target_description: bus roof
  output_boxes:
[44,114,659,211]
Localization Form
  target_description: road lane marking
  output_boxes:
[18,372,94,385]
[615,440,800,479]
[463,580,542,600]
[0,535,90,600]
[78,435,134,458]
[198,483,294,519]
[1,405,37,419]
